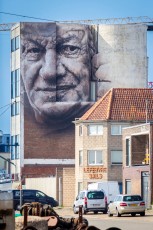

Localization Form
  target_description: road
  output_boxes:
[54,207,153,230]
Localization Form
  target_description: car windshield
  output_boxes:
[123,195,142,202]
[87,191,104,199]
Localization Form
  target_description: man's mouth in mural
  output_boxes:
[56,84,76,91]
[36,87,56,92]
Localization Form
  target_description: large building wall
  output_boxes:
[97,24,147,96]
[11,23,148,182]
[19,23,148,168]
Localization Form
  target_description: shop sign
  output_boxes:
[84,166,107,179]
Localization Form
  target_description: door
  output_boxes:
[142,172,149,208]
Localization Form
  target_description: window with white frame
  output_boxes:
[111,124,128,135]
[88,150,103,165]
[111,150,122,165]
[88,124,103,135]
[79,150,83,166]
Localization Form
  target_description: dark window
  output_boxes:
[23,190,35,197]
[11,69,20,99]
[126,139,131,166]
[87,191,104,199]
[11,135,20,160]
[14,190,20,197]
[123,195,142,202]
[11,101,20,116]
[11,36,20,52]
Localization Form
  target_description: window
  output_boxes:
[79,150,83,166]
[118,182,123,194]
[23,190,35,197]
[111,125,127,135]
[125,180,131,194]
[88,125,103,135]
[79,125,83,136]
[111,150,122,165]
[11,136,15,160]
[11,36,20,52]
[11,101,20,116]
[11,69,20,99]
[36,191,45,198]
[126,138,131,166]
[90,81,96,101]
[87,191,104,199]
[11,135,20,160]
[88,150,103,165]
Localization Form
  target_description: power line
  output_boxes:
[0,102,12,110]
[0,104,10,117]
[0,12,153,25]
[0,11,57,22]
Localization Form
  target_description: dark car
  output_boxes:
[12,189,59,210]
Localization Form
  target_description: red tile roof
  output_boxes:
[80,88,153,121]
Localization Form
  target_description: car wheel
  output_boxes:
[73,206,78,214]
[140,212,145,216]
[94,211,98,214]
[116,208,121,217]
[131,213,136,217]
[103,210,107,214]
[108,208,113,217]
[82,207,87,215]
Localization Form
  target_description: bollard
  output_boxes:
[78,205,83,224]
[23,205,28,228]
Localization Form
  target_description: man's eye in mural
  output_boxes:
[57,44,81,58]
[26,46,44,61]
[28,47,42,54]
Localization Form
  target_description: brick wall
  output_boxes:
[75,122,125,194]
[63,168,75,207]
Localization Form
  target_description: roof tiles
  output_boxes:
[80,88,153,122]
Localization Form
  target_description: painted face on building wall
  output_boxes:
[21,23,95,128]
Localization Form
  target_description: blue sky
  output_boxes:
[0,0,153,133]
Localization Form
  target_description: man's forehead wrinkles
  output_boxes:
[23,36,56,49]
[57,29,86,40]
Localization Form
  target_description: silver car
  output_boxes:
[108,194,145,217]
[73,190,108,214]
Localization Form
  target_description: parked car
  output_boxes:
[73,190,107,214]
[108,194,145,217]
[10,189,59,210]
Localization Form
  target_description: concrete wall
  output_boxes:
[25,177,57,198]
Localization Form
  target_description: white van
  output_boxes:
[88,181,120,203]
[73,190,107,214]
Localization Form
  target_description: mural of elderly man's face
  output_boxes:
[21,23,95,126]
